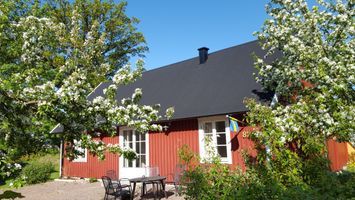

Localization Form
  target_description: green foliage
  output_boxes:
[3,151,60,188]
[0,150,22,183]
[179,145,355,200]
[183,160,241,200]
[10,176,27,189]
[0,0,155,162]
[21,162,54,184]
[347,152,355,172]
[88,177,97,183]
[242,0,354,198]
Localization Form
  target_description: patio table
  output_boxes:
[129,176,167,200]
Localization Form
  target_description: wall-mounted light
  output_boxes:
[95,131,101,137]
[162,125,169,132]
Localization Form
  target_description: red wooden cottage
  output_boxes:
[51,40,350,180]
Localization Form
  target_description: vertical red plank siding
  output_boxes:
[230,126,257,171]
[149,119,199,181]
[327,139,349,171]
[62,119,349,179]
[62,136,119,179]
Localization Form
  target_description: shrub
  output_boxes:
[21,162,54,184]
[178,145,355,200]
[89,177,98,183]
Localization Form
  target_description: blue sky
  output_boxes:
[125,0,316,70]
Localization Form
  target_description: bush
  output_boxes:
[21,162,54,184]
[89,177,98,183]
[179,145,355,200]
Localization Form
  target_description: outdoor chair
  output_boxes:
[102,176,131,200]
[106,170,132,193]
[142,166,161,198]
[165,164,186,195]
[106,170,118,181]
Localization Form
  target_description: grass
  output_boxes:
[0,150,60,190]
[0,179,15,190]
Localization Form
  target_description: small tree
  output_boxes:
[245,0,354,187]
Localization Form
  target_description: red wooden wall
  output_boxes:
[61,119,349,179]
[62,136,119,179]
[149,119,199,181]
[327,139,349,171]
[230,126,257,171]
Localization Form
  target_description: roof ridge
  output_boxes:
[144,39,259,74]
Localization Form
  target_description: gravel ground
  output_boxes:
[0,180,184,200]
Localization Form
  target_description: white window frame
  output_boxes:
[72,140,87,163]
[198,115,232,164]
[119,127,149,169]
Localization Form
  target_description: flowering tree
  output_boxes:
[0,0,172,161]
[245,0,354,186]
[0,150,22,181]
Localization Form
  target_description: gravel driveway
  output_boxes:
[0,180,184,200]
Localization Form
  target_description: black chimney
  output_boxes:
[198,47,209,64]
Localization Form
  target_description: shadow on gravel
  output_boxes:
[0,190,25,200]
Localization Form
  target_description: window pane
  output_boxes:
[128,131,133,141]
[217,146,227,158]
[217,133,226,145]
[141,155,146,167]
[128,160,133,167]
[216,121,225,132]
[204,122,212,133]
[135,132,141,141]
[141,142,146,154]
[136,142,141,153]
[129,142,133,149]
[123,132,127,141]
[141,133,146,141]
[136,156,141,167]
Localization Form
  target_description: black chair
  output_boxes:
[106,170,132,194]
[102,176,131,200]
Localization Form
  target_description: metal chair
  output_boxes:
[106,170,118,181]
[106,170,132,195]
[142,166,161,199]
[165,164,186,195]
[102,176,131,200]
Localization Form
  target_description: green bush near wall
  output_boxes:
[21,162,54,184]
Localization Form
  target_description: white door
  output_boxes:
[119,128,149,179]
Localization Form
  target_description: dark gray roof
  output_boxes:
[90,40,277,119]
[51,40,277,133]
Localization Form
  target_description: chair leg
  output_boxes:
[174,183,178,195]
[141,182,145,198]
[153,182,158,200]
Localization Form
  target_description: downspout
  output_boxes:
[59,140,63,178]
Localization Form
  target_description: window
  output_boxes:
[73,140,87,162]
[122,129,147,168]
[198,116,232,164]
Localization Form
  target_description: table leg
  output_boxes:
[160,180,167,199]
[141,182,145,198]
[131,182,136,200]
